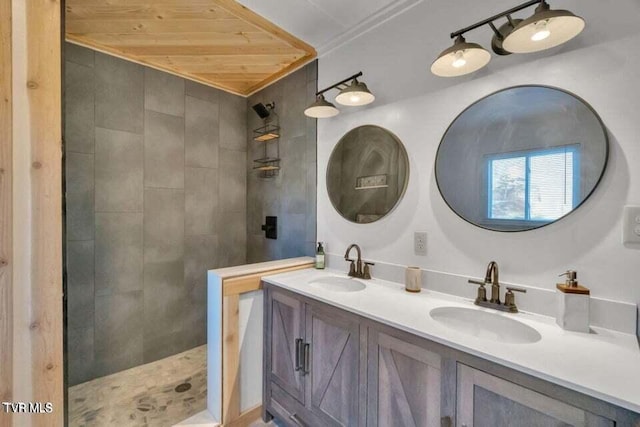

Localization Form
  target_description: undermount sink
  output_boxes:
[429,306,542,344]
[308,276,366,293]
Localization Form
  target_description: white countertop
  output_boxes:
[262,267,640,414]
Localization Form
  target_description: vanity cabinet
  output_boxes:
[457,364,614,427]
[268,290,306,404]
[367,329,443,427]
[265,288,363,426]
[263,284,640,427]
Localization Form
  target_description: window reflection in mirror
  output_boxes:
[436,86,607,232]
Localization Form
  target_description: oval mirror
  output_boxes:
[327,125,409,223]
[435,86,608,232]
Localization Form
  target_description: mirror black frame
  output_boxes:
[327,124,410,224]
[435,85,609,232]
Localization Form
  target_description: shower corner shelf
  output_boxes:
[253,123,280,142]
[253,122,281,178]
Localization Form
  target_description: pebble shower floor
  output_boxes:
[68,345,206,427]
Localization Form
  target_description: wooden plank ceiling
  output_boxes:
[65,0,317,96]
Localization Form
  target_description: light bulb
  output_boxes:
[350,95,361,103]
[531,20,551,41]
[452,51,467,68]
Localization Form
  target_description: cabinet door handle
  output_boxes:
[294,338,303,371]
[289,413,306,426]
[303,343,310,375]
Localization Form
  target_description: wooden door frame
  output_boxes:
[0,0,14,425]
[1,0,64,425]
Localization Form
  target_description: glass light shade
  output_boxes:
[335,80,375,106]
[431,36,491,77]
[502,2,585,53]
[304,94,339,118]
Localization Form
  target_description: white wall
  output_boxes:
[317,0,640,333]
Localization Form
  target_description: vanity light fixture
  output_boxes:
[335,79,375,106]
[431,0,584,77]
[304,94,340,118]
[502,1,585,53]
[304,71,374,118]
[431,35,492,77]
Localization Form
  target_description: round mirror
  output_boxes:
[327,125,409,223]
[435,86,608,232]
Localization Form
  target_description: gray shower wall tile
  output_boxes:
[145,68,185,117]
[66,152,94,241]
[219,91,247,151]
[65,43,94,68]
[306,59,318,84]
[66,240,95,331]
[94,127,144,213]
[143,260,188,362]
[144,110,185,189]
[183,272,207,349]
[280,213,307,259]
[94,53,143,133]
[246,177,266,235]
[94,291,144,377]
[306,115,318,163]
[306,162,317,243]
[183,234,215,348]
[185,167,218,236]
[185,96,219,169]
[246,234,264,264]
[186,80,220,105]
[144,330,191,364]
[95,213,143,296]
[144,188,184,263]
[284,66,307,95]
[245,61,317,262]
[66,50,253,381]
[220,148,247,213]
[67,325,95,386]
[65,61,95,154]
[184,234,218,291]
[218,211,246,268]
[66,151,94,198]
[281,92,307,139]
[281,136,307,214]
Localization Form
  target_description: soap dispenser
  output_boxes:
[556,270,590,333]
[315,242,325,270]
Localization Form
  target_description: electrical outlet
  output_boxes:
[414,232,427,256]
[623,206,640,244]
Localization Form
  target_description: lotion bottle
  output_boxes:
[556,270,590,333]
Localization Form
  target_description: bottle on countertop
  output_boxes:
[556,270,590,333]
[315,242,325,269]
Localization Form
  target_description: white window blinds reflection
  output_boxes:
[490,157,526,219]
[529,150,575,220]
[488,145,579,222]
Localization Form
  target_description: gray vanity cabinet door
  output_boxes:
[268,290,306,404]
[305,302,361,427]
[457,364,614,427]
[367,330,442,427]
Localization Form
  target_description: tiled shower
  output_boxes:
[64,42,317,424]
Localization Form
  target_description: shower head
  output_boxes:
[252,102,275,119]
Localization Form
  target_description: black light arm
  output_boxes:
[316,71,363,96]
[449,0,543,39]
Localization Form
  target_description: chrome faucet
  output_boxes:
[344,244,374,279]
[468,261,526,313]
